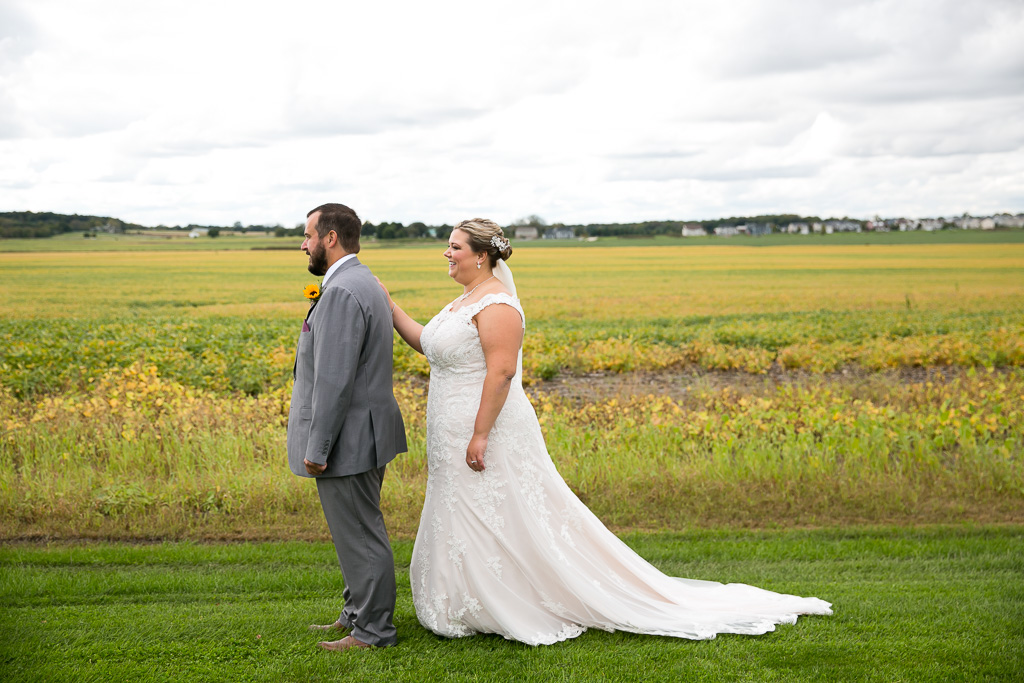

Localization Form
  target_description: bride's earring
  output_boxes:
[477,261,482,269]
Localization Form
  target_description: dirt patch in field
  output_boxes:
[526,365,1002,402]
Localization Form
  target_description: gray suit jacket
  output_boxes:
[287,257,407,478]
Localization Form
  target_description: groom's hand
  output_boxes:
[304,458,327,476]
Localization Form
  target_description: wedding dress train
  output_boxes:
[410,293,831,645]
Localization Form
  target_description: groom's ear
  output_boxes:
[327,230,338,247]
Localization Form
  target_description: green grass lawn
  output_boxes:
[2,526,1021,682]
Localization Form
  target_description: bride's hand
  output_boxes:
[466,435,487,472]
[374,276,394,310]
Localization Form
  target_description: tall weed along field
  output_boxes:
[1,243,1023,538]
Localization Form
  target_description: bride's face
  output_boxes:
[443,229,481,284]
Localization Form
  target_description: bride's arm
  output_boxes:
[391,303,425,354]
[376,277,425,354]
[466,303,524,472]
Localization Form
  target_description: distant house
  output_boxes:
[980,217,996,230]
[873,218,918,232]
[994,213,1024,228]
[824,220,861,233]
[736,223,770,236]
[188,228,209,238]
[714,226,739,237]
[866,219,901,231]
[786,222,809,234]
[681,223,706,237]
[955,216,982,229]
[920,219,944,231]
[544,226,575,240]
[514,226,539,240]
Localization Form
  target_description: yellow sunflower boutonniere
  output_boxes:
[303,282,322,305]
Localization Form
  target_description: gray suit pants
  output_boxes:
[315,465,397,647]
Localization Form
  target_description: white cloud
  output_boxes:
[0,0,1021,226]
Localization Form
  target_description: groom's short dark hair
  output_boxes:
[308,203,361,254]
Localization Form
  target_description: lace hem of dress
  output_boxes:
[522,623,588,647]
[421,620,589,647]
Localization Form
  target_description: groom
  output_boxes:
[287,202,407,651]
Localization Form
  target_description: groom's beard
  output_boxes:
[307,242,328,276]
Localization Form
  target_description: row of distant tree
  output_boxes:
[0,212,461,240]
[493,214,839,237]
[0,211,147,239]
[0,210,859,241]
[362,214,840,239]
[556,214,824,237]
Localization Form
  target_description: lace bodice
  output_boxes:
[420,292,524,380]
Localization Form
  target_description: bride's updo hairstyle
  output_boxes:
[453,218,513,267]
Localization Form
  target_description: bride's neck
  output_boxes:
[461,272,494,293]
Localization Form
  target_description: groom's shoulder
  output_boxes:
[325,261,379,300]
[333,259,375,286]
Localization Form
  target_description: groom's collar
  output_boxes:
[322,253,358,288]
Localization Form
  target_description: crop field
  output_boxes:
[1,239,1023,539]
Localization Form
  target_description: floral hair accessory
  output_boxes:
[490,235,510,251]
[303,282,321,304]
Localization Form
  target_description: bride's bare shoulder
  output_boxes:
[472,292,524,327]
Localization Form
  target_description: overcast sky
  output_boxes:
[1,0,1022,227]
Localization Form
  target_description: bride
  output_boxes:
[382,218,831,645]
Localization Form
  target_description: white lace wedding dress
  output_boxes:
[410,292,832,645]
